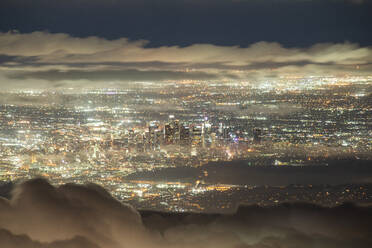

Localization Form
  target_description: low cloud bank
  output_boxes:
[213,103,302,116]
[1,178,371,247]
[0,31,372,89]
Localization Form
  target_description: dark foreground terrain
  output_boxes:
[0,178,371,248]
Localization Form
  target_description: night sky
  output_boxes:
[1,0,372,47]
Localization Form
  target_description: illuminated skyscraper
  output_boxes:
[253,128,262,144]
[148,121,160,144]
[180,123,190,141]
[164,123,173,143]
[171,119,180,140]
[191,125,203,144]
[223,126,230,140]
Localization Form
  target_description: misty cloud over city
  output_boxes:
[0,31,371,89]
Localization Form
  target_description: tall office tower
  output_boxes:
[180,123,190,141]
[218,123,223,134]
[192,125,203,145]
[203,121,212,145]
[148,121,159,144]
[171,119,180,140]
[223,126,230,140]
[203,118,212,134]
[253,128,262,144]
[164,123,173,143]
[154,129,163,145]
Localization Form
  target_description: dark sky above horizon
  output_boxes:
[1,0,372,47]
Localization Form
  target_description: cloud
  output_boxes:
[7,69,222,82]
[146,202,372,248]
[1,32,370,65]
[0,178,153,248]
[0,31,371,89]
[0,93,63,106]
[0,228,100,248]
[0,178,372,248]
[213,103,302,115]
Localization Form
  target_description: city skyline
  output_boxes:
[0,82,371,213]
